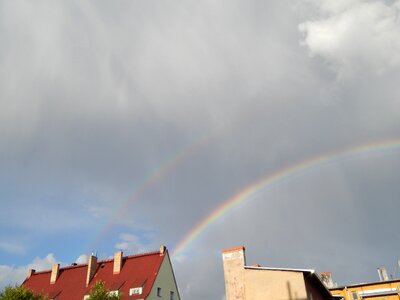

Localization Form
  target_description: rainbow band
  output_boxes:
[172,139,400,257]
[87,132,216,253]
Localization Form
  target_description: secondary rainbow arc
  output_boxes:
[87,132,216,253]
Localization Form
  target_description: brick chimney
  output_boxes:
[160,245,166,256]
[86,255,98,286]
[113,251,123,274]
[27,269,35,279]
[50,263,60,284]
[222,246,246,300]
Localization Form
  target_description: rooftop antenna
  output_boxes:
[377,267,389,281]
[393,259,400,279]
[389,258,400,279]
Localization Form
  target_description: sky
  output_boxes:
[1,0,400,299]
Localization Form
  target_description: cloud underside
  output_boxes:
[1,1,400,299]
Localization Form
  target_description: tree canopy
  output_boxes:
[0,280,121,300]
[86,281,121,300]
[0,286,47,300]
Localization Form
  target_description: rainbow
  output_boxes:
[87,132,217,253]
[172,139,400,257]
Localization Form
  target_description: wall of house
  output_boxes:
[244,269,308,300]
[330,280,400,300]
[147,253,180,300]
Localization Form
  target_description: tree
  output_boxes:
[86,281,121,300]
[0,285,47,300]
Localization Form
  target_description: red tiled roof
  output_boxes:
[22,250,165,300]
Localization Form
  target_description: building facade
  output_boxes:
[22,246,180,300]
[222,246,334,300]
[329,274,400,300]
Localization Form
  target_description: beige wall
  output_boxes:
[244,269,307,300]
[147,253,180,300]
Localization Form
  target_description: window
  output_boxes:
[108,291,119,297]
[170,291,175,300]
[352,291,358,300]
[157,287,162,297]
[129,287,143,296]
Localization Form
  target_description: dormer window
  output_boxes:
[108,290,119,297]
[129,287,143,296]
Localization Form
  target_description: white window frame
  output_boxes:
[108,290,119,297]
[129,287,143,296]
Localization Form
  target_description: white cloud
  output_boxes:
[299,0,400,78]
[28,254,58,272]
[75,254,88,264]
[0,265,27,289]
[114,233,148,254]
[0,254,57,289]
[0,241,26,255]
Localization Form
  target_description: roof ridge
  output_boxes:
[31,249,162,274]
[96,250,161,264]
[60,264,87,271]
[244,266,315,273]
[30,269,51,275]
[125,250,161,259]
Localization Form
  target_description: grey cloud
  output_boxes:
[1,1,400,300]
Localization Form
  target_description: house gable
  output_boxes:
[147,251,180,300]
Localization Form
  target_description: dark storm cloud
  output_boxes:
[1,1,400,299]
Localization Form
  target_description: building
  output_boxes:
[222,246,334,300]
[327,269,400,300]
[22,245,180,300]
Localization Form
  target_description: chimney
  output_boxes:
[86,255,98,286]
[320,272,335,288]
[113,251,123,274]
[50,263,60,284]
[160,245,166,256]
[27,269,35,279]
[378,267,389,281]
[222,246,246,300]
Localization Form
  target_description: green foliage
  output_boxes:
[86,281,121,300]
[0,285,47,300]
